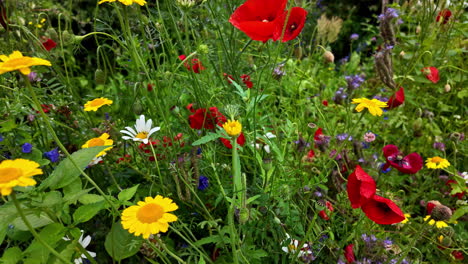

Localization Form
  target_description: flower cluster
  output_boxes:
[345,74,365,91]
[229,0,307,42]
[178,54,205,73]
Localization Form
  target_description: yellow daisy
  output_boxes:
[425,156,450,169]
[222,120,242,137]
[82,133,114,157]
[121,195,178,239]
[83,97,113,112]
[98,0,146,6]
[351,98,388,116]
[0,159,43,196]
[0,51,51,75]
[424,215,448,228]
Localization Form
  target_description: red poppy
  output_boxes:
[446,180,465,199]
[322,100,328,106]
[241,74,253,88]
[229,0,288,42]
[347,165,376,209]
[224,73,234,84]
[318,201,334,220]
[426,201,438,215]
[220,132,246,149]
[421,66,440,83]
[361,194,405,225]
[42,38,57,51]
[147,83,153,92]
[344,244,355,264]
[451,250,464,260]
[382,144,423,174]
[179,54,205,73]
[273,7,307,42]
[189,107,227,130]
[436,9,451,24]
[387,87,405,109]
[314,127,323,141]
[186,103,195,113]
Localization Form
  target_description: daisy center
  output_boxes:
[90,99,105,106]
[0,168,22,183]
[430,157,443,164]
[136,132,149,139]
[137,203,164,223]
[88,138,105,147]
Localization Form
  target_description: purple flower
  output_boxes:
[350,33,359,41]
[21,143,33,153]
[44,148,60,163]
[383,238,393,247]
[336,133,350,141]
[378,8,399,22]
[198,175,209,191]
[345,75,365,90]
[0,134,3,142]
[433,142,446,151]
[333,87,348,104]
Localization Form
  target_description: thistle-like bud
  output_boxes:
[431,205,452,221]
[197,44,209,54]
[323,51,335,63]
[239,208,250,224]
[439,236,452,247]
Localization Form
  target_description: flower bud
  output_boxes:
[323,51,335,63]
[133,100,143,115]
[439,236,452,247]
[444,84,451,92]
[239,208,250,224]
[399,51,405,57]
[416,25,421,34]
[94,69,106,85]
[431,204,452,221]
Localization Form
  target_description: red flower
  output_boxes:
[224,73,234,84]
[361,194,405,225]
[220,132,246,149]
[273,7,307,42]
[426,201,438,215]
[241,74,253,88]
[42,38,57,51]
[189,107,227,130]
[179,54,205,73]
[344,244,355,264]
[322,100,328,106]
[147,83,153,92]
[382,144,423,174]
[347,165,376,209]
[229,0,288,42]
[318,201,334,220]
[452,250,464,261]
[421,66,440,83]
[387,87,405,109]
[436,9,452,24]
[314,127,323,141]
[446,180,465,199]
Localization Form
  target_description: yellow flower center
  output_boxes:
[0,168,22,183]
[136,132,148,139]
[288,244,297,251]
[90,99,106,107]
[88,138,105,147]
[137,203,164,223]
[430,157,443,164]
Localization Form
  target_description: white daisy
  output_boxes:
[120,115,160,144]
[63,230,97,264]
[281,233,313,258]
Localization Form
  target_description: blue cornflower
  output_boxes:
[345,75,365,90]
[0,134,3,142]
[383,238,393,247]
[198,175,209,191]
[350,33,359,41]
[44,148,60,163]
[22,143,33,153]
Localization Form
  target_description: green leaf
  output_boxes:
[0,119,17,133]
[2,247,23,264]
[192,132,221,146]
[73,201,105,224]
[105,222,143,261]
[39,146,109,190]
[118,184,139,201]
[78,194,104,204]
[450,205,468,222]
[13,212,54,231]
[23,223,67,263]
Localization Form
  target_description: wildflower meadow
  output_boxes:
[1,0,467,263]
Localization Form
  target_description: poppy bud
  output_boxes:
[439,236,452,247]
[416,25,421,34]
[61,30,74,45]
[440,226,455,238]
[431,205,452,221]
[444,84,451,92]
[133,100,143,115]
[239,207,250,224]
[94,69,106,85]
[294,46,303,59]
[412,118,423,137]
[323,51,335,63]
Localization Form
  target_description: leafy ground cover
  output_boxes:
[0,0,467,263]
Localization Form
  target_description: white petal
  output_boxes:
[145,119,153,131]
[148,126,160,137]
[124,126,137,136]
[80,235,92,248]
[74,258,82,264]
[281,246,289,253]
[88,251,97,258]
[264,145,271,153]
[265,132,276,138]
[122,136,133,141]
[121,130,136,138]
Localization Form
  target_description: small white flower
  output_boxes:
[63,230,97,264]
[120,115,160,144]
[281,233,313,258]
[461,172,468,184]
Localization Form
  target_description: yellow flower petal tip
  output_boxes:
[0,159,42,196]
[222,120,242,137]
[0,51,51,76]
[82,133,114,157]
[351,98,388,116]
[98,0,146,6]
[121,195,178,239]
[83,97,113,112]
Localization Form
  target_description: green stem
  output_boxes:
[11,192,69,263]
[156,237,187,264]
[24,77,118,214]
